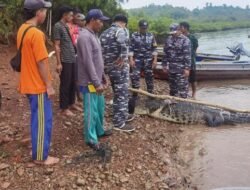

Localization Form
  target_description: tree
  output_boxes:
[0,0,127,44]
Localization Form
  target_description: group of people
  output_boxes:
[15,0,198,165]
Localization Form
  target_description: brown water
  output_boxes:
[184,79,250,190]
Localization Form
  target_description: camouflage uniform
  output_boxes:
[130,32,157,93]
[100,24,130,127]
[162,34,191,98]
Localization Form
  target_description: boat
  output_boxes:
[152,43,250,80]
[196,53,240,62]
[157,47,240,62]
[153,61,250,81]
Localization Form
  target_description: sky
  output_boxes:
[121,0,250,10]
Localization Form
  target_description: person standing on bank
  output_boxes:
[17,0,59,165]
[54,6,80,116]
[180,22,199,99]
[162,23,191,99]
[77,9,112,150]
[100,14,135,132]
[69,10,86,103]
[129,20,158,95]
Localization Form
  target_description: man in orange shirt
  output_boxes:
[17,0,59,165]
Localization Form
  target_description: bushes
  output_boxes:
[0,0,23,44]
[0,0,125,45]
[127,4,250,41]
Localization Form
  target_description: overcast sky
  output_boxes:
[121,0,250,10]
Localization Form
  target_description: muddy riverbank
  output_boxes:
[0,46,195,190]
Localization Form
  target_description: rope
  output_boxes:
[129,88,250,113]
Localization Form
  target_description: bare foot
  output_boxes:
[0,136,13,145]
[62,109,75,117]
[34,156,60,166]
[26,162,36,168]
[20,137,31,144]
[70,104,82,112]
[76,101,82,107]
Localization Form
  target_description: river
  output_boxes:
[183,29,250,190]
[197,28,250,60]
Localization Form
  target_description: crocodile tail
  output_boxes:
[225,112,250,124]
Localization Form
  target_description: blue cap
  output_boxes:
[24,0,52,10]
[139,20,148,29]
[169,23,180,34]
[86,9,110,22]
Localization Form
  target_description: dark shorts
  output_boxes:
[189,62,196,83]
[189,69,196,83]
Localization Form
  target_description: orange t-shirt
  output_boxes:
[17,23,51,94]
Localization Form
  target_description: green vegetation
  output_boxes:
[1,1,250,44]
[0,0,23,44]
[0,0,126,44]
[127,3,250,41]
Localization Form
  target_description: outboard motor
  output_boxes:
[227,43,250,58]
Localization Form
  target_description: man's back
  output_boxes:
[77,28,104,87]
[100,24,129,68]
[17,23,50,94]
[130,31,157,58]
[164,34,191,73]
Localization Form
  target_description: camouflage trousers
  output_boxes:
[130,59,154,94]
[108,65,129,127]
[168,73,189,99]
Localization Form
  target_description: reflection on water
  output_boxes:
[197,79,250,110]
[190,127,250,190]
[186,78,250,189]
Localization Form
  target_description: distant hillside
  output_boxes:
[127,3,250,40]
[128,3,250,22]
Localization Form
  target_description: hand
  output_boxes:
[56,64,62,74]
[46,86,55,99]
[102,75,109,90]
[163,66,168,73]
[184,69,190,78]
[102,80,109,90]
[129,58,135,68]
[115,58,124,68]
[152,60,157,69]
[103,83,108,90]
[96,85,104,95]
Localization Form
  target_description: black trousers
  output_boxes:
[59,62,76,109]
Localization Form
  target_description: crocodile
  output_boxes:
[128,90,250,127]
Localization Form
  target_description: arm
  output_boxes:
[54,40,62,74]
[162,38,169,69]
[152,35,158,68]
[38,59,55,98]
[31,30,55,98]
[53,24,63,74]
[193,36,199,53]
[116,28,129,63]
[183,38,192,77]
[129,33,135,67]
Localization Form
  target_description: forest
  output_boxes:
[0,0,126,44]
[1,1,250,44]
[128,3,250,38]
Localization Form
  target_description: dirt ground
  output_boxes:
[0,45,196,190]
